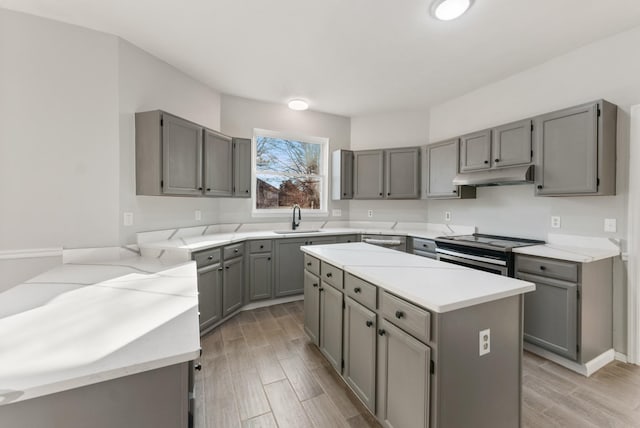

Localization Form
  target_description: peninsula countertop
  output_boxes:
[0,255,200,405]
[300,242,535,313]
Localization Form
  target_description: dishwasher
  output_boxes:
[360,234,407,252]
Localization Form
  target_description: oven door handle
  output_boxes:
[435,248,507,266]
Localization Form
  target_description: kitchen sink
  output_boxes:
[273,229,323,234]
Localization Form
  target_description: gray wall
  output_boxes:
[219,94,351,224]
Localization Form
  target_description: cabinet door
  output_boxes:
[492,119,532,168]
[249,253,272,301]
[460,129,491,172]
[332,150,354,200]
[518,272,578,360]
[162,113,203,195]
[274,238,306,297]
[385,148,420,199]
[377,319,430,428]
[203,130,233,197]
[233,138,252,197]
[319,282,343,372]
[344,297,376,412]
[534,103,598,195]
[335,234,358,243]
[426,139,460,198]
[303,270,321,345]
[197,264,222,331]
[353,150,384,199]
[222,256,243,317]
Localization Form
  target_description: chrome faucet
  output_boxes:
[292,204,302,230]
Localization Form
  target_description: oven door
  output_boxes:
[436,249,508,276]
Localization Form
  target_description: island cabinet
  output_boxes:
[247,239,273,301]
[274,236,336,297]
[302,250,525,428]
[516,254,613,364]
[426,139,476,199]
[533,100,616,196]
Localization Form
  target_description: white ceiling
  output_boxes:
[3,0,640,117]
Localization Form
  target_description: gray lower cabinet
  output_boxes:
[377,319,430,428]
[353,150,385,199]
[197,262,222,330]
[534,100,616,196]
[385,147,420,199]
[343,297,376,412]
[233,138,252,197]
[275,237,336,297]
[303,269,321,345]
[410,237,437,259]
[222,256,243,317]
[319,281,343,372]
[248,253,272,301]
[335,234,359,243]
[426,139,476,199]
[516,254,613,363]
[136,110,203,196]
[204,129,233,196]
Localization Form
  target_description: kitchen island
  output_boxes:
[0,250,200,428]
[301,242,535,428]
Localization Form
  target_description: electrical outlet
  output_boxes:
[604,218,617,233]
[444,211,451,222]
[332,208,342,217]
[551,216,561,228]
[123,212,134,226]
[195,210,202,221]
[367,209,373,218]
[479,328,491,356]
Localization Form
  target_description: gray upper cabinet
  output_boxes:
[492,119,532,168]
[426,139,475,199]
[331,149,354,200]
[460,129,491,172]
[203,129,233,197]
[233,138,252,197]
[534,100,616,196]
[136,110,203,196]
[385,147,420,199]
[353,150,385,199]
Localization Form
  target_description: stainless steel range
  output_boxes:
[434,234,544,277]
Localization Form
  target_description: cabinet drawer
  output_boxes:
[412,238,436,253]
[304,254,320,276]
[381,291,430,343]
[193,248,221,268]
[321,261,343,289]
[224,243,244,260]
[516,255,578,282]
[249,240,272,253]
[344,273,376,310]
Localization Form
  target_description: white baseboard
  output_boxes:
[615,351,628,363]
[524,343,614,377]
[241,295,304,311]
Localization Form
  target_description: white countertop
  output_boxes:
[513,233,621,263]
[0,256,200,405]
[301,243,535,313]
[137,222,476,260]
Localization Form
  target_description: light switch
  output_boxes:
[604,218,617,233]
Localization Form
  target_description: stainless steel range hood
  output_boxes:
[452,165,534,186]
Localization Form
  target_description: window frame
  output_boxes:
[251,128,329,217]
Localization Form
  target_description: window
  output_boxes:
[253,129,328,215]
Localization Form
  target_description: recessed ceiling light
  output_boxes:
[431,0,473,21]
[288,99,309,111]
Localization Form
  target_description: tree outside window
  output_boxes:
[253,131,328,214]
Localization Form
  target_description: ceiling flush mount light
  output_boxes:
[288,99,309,111]
[431,0,473,21]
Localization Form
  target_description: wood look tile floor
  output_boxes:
[194,301,640,428]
